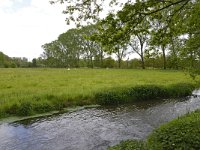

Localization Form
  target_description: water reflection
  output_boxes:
[0,92,200,150]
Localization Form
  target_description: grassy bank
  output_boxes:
[0,68,198,118]
[108,109,200,150]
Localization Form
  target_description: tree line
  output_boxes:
[0,51,38,68]
[41,23,197,70]
[46,0,199,76]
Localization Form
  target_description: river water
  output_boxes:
[0,91,200,150]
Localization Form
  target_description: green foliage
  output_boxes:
[165,83,195,98]
[108,140,147,150]
[127,85,167,100]
[95,88,128,105]
[32,58,37,67]
[17,101,33,116]
[32,100,54,113]
[42,25,104,68]
[95,83,195,105]
[52,0,200,74]
[147,110,200,150]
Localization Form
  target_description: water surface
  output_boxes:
[0,92,200,150]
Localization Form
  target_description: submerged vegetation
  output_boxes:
[0,68,199,119]
[108,109,200,150]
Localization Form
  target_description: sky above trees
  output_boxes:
[0,0,73,60]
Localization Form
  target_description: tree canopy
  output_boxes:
[47,0,199,76]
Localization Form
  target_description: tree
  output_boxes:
[32,58,37,67]
[42,40,65,67]
[52,0,199,75]
[58,28,83,67]
[42,25,104,68]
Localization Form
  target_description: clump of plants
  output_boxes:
[108,140,147,150]
[95,87,129,105]
[147,110,200,150]
[95,83,195,105]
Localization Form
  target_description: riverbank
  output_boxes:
[0,105,100,124]
[0,68,199,119]
[108,108,200,150]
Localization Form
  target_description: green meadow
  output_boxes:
[0,68,198,118]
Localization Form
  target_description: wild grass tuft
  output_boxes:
[95,83,196,105]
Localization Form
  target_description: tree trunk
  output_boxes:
[140,43,145,69]
[141,56,145,69]
[190,51,194,68]
[100,51,103,68]
[118,59,121,68]
[170,36,178,69]
[90,56,94,68]
[162,45,166,70]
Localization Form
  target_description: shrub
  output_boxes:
[108,140,147,150]
[147,110,200,150]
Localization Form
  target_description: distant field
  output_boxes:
[0,68,197,118]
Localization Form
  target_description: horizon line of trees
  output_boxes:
[40,22,199,71]
[0,50,188,70]
[0,51,37,68]
[47,0,200,77]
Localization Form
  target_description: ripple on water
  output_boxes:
[0,93,200,150]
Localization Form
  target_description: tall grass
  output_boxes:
[95,83,195,105]
[0,68,198,118]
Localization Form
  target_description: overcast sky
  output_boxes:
[0,0,72,60]
[0,0,138,61]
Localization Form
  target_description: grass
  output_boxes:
[108,109,200,150]
[0,68,198,118]
[147,110,200,150]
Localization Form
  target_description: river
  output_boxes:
[0,90,199,150]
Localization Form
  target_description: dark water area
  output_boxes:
[0,91,200,150]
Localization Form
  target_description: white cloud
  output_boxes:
[0,0,13,7]
[0,0,73,60]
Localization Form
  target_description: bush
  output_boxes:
[147,110,200,150]
[108,140,147,150]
